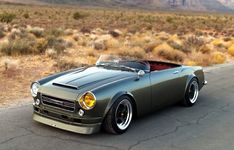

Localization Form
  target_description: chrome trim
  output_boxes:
[78,91,96,110]
[31,82,40,97]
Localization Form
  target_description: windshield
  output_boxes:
[96,55,150,72]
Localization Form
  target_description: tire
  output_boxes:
[182,78,199,107]
[103,96,133,134]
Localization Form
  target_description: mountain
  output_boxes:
[0,0,233,12]
[218,0,234,10]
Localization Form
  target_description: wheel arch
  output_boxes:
[184,74,199,95]
[103,91,137,118]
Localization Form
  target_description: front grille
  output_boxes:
[41,94,75,112]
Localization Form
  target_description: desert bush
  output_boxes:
[23,13,30,19]
[109,29,123,38]
[199,45,212,54]
[8,28,28,40]
[228,45,234,56]
[153,43,186,62]
[64,29,73,36]
[211,52,226,64]
[36,38,47,53]
[47,28,64,37]
[46,36,71,54]
[189,52,212,66]
[93,39,106,50]
[184,60,197,66]
[0,30,5,39]
[167,39,185,52]
[117,47,146,59]
[45,48,57,58]
[0,38,37,56]
[54,58,87,71]
[105,38,120,49]
[184,36,205,50]
[144,41,162,53]
[29,27,44,38]
[0,13,16,23]
[73,12,89,20]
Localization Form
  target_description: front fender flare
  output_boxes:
[103,91,135,118]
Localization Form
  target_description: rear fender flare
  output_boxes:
[184,74,198,95]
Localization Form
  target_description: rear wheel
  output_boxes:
[103,96,133,134]
[182,78,199,107]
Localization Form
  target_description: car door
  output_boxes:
[150,67,185,109]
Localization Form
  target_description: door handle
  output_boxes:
[173,71,179,74]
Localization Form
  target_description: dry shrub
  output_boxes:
[36,38,47,53]
[29,27,44,38]
[109,29,123,38]
[105,38,120,49]
[211,52,226,64]
[153,43,186,62]
[117,47,146,59]
[0,37,37,56]
[54,59,80,71]
[199,45,212,54]
[184,36,205,50]
[64,29,74,36]
[144,41,162,53]
[46,36,72,54]
[73,12,89,20]
[129,35,152,48]
[0,30,5,38]
[0,13,16,23]
[184,60,197,66]
[54,58,87,71]
[47,28,64,37]
[93,39,106,50]
[228,45,234,56]
[189,52,212,66]
[212,39,224,47]
[45,48,57,58]
[86,50,96,57]
[167,39,184,52]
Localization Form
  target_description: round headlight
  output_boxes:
[78,92,96,110]
[31,82,40,97]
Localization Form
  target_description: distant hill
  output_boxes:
[0,0,233,12]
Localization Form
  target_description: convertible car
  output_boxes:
[31,55,207,134]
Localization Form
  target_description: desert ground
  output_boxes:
[0,3,234,106]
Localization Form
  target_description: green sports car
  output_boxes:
[31,55,207,134]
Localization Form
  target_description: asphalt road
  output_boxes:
[1,64,234,150]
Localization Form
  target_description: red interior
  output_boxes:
[147,61,179,71]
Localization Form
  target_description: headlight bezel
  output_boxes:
[78,91,96,110]
[31,82,40,97]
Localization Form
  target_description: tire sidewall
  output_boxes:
[184,78,199,107]
[109,96,133,134]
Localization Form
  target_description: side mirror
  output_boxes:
[137,70,145,78]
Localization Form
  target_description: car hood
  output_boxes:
[40,67,136,100]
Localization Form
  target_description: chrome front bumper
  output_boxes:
[33,113,101,134]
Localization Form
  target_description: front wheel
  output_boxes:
[182,78,199,107]
[103,96,133,134]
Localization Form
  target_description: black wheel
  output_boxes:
[103,96,133,134]
[182,78,199,107]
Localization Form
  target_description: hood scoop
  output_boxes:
[52,82,78,90]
